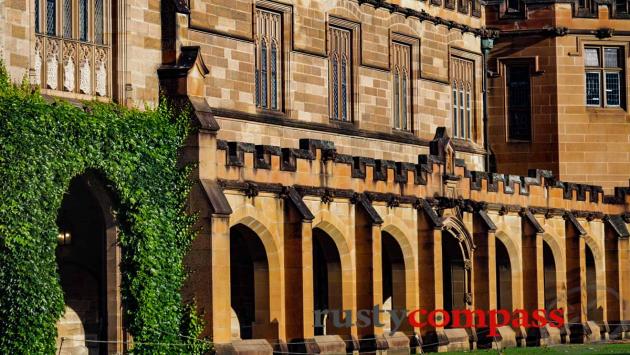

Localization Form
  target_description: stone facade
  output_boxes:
[3,0,630,353]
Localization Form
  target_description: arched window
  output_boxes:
[254,8,282,111]
[261,40,268,109]
[450,56,475,140]
[328,25,352,122]
[391,41,411,131]
[34,0,110,97]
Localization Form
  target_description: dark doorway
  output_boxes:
[382,232,407,333]
[313,228,343,336]
[56,176,109,354]
[443,231,467,325]
[543,242,557,311]
[585,246,597,320]
[496,240,513,323]
[230,224,270,340]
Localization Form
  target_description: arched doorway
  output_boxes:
[230,224,271,340]
[496,240,512,323]
[56,174,121,354]
[382,232,407,333]
[543,242,557,311]
[313,228,343,336]
[585,246,597,320]
[441,223,473,329]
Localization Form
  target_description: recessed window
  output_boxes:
[506,64,532,141]
[451,56,475,140]
[254,8,282,111]
[584,46,624,108]
[328,26,352,122]
[392,42,411,131]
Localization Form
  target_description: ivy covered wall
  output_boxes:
[0,65,207,354]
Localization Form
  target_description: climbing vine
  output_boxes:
[0,64,207,354]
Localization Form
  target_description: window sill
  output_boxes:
[585,106,629,122]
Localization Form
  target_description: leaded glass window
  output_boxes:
[46,0,56,35]
[254,8,282,111]
[79,0,88,41]
[328,26,352,121]
[63,0,72,38]
[392,41,411,130]
[451,56,475,140]
[585,46,624,108]
[95,0,104,44]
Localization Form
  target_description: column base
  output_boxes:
[214,339,273,355]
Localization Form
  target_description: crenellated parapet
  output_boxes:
[214,128,630,221]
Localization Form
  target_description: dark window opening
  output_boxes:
[507,64,532,141]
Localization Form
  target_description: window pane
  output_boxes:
[452,85,458,136]
[605,48,619,68]
[460,90,465,138]
[341,56,347,121]
[393,71,399,128]
[63,0,72,38]
[79,0,88,41]
[261,41,267,108]
[35,0,40,33]
[271,42,277,110]
[46,0,56,35]
[586,72,600,105]
[402,75,408,130]
[332,58,338,119]
[584,48,600,67]
[606,72,621,106]
[95,0,104,44]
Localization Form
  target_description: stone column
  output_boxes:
[211,216,232,344]
[372,225,384,337]
[302,222,315,339]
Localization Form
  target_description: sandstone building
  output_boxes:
[2,0,630,353]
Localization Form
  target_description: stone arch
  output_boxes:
[55,172,124,354]
[324,2,362,22]
[441,217,474,318]
[312,210,355,330]
[495,230,522,313]
[382,222,418,313]
[229,205,283,340]
[541,232,567,309]
[389,22,420,38]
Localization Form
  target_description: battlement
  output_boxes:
[214,129,630,218]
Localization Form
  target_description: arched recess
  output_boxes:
[382,222,417,315]
[312,211,354,336]
[230,224,272,340]
[495,231,522,311]
[542,232,566,313]
[582,234,605,322]
[543,242,558,312]
[381,231,408,333]
[55,172,123,354]
[585,245,599,321]
[229,206,282,341]
[442,217,475,325]
[495,239,513,322]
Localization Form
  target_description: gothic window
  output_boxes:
[451,56,475,140]
[392,42,411,131]
[457,0,469,14]
[577,0,597,16]
[254,8,282,111]
[506,64,532,141]
[34,0,110,96]
[585,46,623,108]
[328,26,352,121]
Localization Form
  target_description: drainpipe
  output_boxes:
[481,36,495,173]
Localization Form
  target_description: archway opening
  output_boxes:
[313,228,343,336]
[585,246,598,320]
[56,175,117,354]
[442,230,467,326]
[230,224,270,340]
[382,231,407,333]
[543,242,557,312]
[496,239,513,323]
